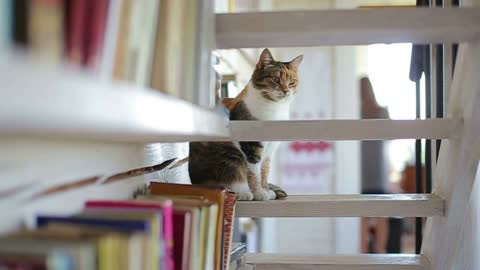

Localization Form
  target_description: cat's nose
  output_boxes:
[280,87,289,94]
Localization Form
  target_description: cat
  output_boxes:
[186,48,303,200]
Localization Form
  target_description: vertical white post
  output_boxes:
[196,0,216,108]
[333,46,361,254]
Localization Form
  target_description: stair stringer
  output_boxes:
[421,41,480,270]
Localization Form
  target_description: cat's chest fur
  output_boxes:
[242,85,292,159]
[243,84,291,121]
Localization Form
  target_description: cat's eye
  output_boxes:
[289,80,296,87]
[271,77,280,84]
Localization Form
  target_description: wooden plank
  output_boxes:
[235,194,444,217]
[216,7,480,48]
[0,52,230,143]
[246,254,429,270]
[229,119,460,141]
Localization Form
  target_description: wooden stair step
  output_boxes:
[228,119,459,141]
[216,7,480,48]
[246,254,429,270]
[235,194,444,217]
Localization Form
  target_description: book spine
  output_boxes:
[1,0,11,46]
[66,0,86,64]
[28,0,65,62]
[223,192,237,270]
[84,0,109,68]
[163,204,174,270]
[12,0,28,45]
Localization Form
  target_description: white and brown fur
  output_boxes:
[189,49,303,200]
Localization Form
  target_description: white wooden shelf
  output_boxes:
[0,53,230,142]
[216,7,480,48]
[246,254,429,270]
[235,194,444,217]
[229,119,459,141]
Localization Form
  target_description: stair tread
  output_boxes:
[235,194,444,217]
[216,7,480,48]
[228,119,459,141]
[247,253,428,270]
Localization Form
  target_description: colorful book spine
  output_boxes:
[172,209,192,270]
[36,216,150,232]
[83,0,109,68]
[12,0,28,45]
[148,182,226,270]
[28,0,65,62]
[0,0,11,46]
[85,200,174,270]
[66,0,86,64]
[223,192,237,270]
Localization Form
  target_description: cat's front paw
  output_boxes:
[236,191,254,201]
[266,183,288,200]
[253,190,274,201]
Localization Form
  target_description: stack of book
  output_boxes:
[4,0,207,100]
[0,182,239,270]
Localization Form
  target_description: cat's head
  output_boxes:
[251,48,303,102]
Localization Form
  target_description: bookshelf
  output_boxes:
[0,51,230,143]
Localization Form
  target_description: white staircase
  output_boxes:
[216,5,480,270]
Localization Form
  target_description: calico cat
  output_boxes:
[188,49,303,201]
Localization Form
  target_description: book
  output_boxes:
[65,0,87,64]
[123,0,159,86]
[45,223,148,270]
[75,212,160,270]
[148,183,226,270]
[5,223,149,270]
[83,0,109,68]
[98,0,123,80]
[223,192,238,270]
[28,0,65,62]
[180,206,201,270]
[138,195,218,270]
[0,253,48,270]
[85,200,174,270]
[0,0,11,47]
[12,0,28,46]
[36,215,152,270]
[172,209,192,270]
[0,234,93,270]
[111,0,132,80]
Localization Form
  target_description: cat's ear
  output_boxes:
[288,54,304,69]
[256,48,275,69]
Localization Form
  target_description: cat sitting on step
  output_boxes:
[181,49,303,201]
